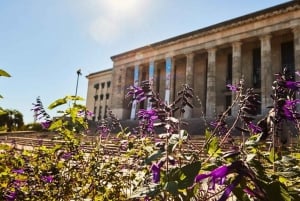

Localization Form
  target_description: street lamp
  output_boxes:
[75,69,82,98]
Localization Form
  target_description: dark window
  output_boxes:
[98,106,102,120]
[104,105,108,118]
[142,71,147,81]
[225,95,232,116]
[253,48,261,88]
[100,94,104,100]
[156,68,161,93]
[226,54,232,86]
[107,81,111,88]
[94,83,99,89]
[101,82,105,89]
[93,106,97,121]
[281,41,295,80]
[106,93,109,99]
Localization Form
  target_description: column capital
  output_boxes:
[259,34,272,42]
[232,41,242,48]
[292,26,300,37]
[185,52,195,57]
[165,52,175,59]
[207,47,217,53]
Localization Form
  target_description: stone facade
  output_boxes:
[86,69,112,121]
[88,1,300,122]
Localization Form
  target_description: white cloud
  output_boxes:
[73,0,153,44]
[89,17,120,44]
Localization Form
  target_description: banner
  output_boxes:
[165,57,172,104]
[147,61,154,109]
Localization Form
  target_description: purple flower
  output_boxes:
[150,163,162,183]
[86,110,94,117]
[97,124,110,137]
[138,109,158,133]
[12,169,24,174]
[226,84,238,92]
[61,152,72,160]
[246,122,262,134]
[285,81,300,90]
[244,187,256,197]
[126,86,147,103]
[41,175,54,183]
[282,100,300,121]
[218,175,242,201]
[4,191,16,201]
[194,165,229,190]
[41,120,52,129]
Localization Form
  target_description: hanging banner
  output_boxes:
[130,65,139,119]
[165,57,172,104]
[147,61,154,109]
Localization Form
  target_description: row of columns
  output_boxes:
[128,29,300,119]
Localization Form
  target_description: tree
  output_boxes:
[0,108,24,131]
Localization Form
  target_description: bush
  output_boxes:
[1,69,300,200]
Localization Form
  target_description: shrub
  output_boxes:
[0,68,300,201]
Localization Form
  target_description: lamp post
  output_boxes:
[75,69,82,98]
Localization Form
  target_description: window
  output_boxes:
[94,83,99,89]
[104,105,108,118]
[156,68,161,93]
[101,82,105,89]
[106,93,110,100]
[226,54,232,87]
[252,48,261,88]
[107,81,111,88]
[225,95,232,116]
[100,94,104,101]
[281,41,295,80]
[93,106,97,121]
[98,106,102,120]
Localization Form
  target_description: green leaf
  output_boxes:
[269,147,279,163]
[232,186,251,201]
[264,181,294,201]
[164,181,179,195]
[207,135,221,156]
[177,161,201,189]
[145,150,163,165]
[0,69,11,77]
[48,98,67,109]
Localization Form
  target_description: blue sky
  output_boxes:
[0,0,289,124]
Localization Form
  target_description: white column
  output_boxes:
[147,60,155,109]
[232,41,242,116]
[293,27,300,111]
[260,34,273,115]
[130,65,139,119]
[206,48,217,118]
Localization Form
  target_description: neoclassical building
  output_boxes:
[88,1,300,121]
[86,69,112,121]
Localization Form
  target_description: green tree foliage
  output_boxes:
[0,69,11,115]
[0,108,24,131]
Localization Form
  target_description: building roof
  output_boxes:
[85,68,112,79]
[111,0,298,60]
